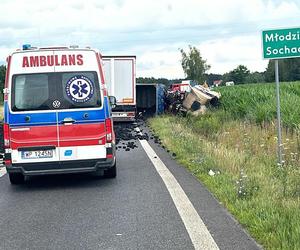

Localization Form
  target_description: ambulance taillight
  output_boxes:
[3,123,10,148]
[3,123,11,165]
[105,118,113,143]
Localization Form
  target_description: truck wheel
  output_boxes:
[104,163,116,178]
[9,173,25,185]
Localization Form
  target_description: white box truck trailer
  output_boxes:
[102,56,136,121]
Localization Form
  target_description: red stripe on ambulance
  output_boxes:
[59,123,106,147]
[10,125,58,150]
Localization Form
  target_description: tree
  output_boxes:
[222,72,231,84]
[0,65,6,95]
[180,46,210,84]
[265,60,287,82]
[223,65,250,84]
[205,73,222,86]
[230,65,250,84]
[136,77,156,84]
[265,58,300,82]
[157,78,170,85]
[245,72,265,84]
[136,77,170,86]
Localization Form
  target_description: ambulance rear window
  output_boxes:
[13,74,49,111]
[11,71,101,111]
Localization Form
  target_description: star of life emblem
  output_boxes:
[65,75,94,103]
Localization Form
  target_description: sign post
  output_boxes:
[274,59,283,165]
[262,27,300,166]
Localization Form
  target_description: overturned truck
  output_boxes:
[166,84,221,116]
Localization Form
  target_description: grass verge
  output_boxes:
[0,105,3,120]
[149,113,300,250]
[216,81,300,128]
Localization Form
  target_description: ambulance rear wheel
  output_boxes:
[9,173,25,185]
[104,164,116,178]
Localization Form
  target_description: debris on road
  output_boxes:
[114,121,149,152]
[114,121,178,160]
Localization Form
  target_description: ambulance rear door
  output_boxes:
[8,50,59,164]
[53,50,108,162]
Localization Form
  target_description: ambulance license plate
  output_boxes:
[21,150,53,159]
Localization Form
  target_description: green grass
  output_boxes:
[149,82,300,250]
[0,104,3,120]
[217,81,300,128]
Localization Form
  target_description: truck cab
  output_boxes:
[3,45,116,184]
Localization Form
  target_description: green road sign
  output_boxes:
[262,27,300,59]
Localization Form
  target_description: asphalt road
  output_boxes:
[0,125,261,250]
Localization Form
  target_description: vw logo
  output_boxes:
[52,100,61,108]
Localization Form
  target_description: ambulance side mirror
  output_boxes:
[109,96,117,109]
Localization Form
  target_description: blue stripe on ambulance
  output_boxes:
[3,101,9,124]
[103,97,110,117]
[6,97,109,126]
[8,111,57,126]
[8,109,106,127]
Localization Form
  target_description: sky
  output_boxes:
[0,0,300,79]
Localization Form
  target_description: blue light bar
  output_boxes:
[22,44,31,50]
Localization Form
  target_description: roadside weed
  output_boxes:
[149,111,300,250]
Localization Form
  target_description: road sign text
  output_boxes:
[262,27,300,59]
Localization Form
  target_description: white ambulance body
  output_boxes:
[3,45,116,184]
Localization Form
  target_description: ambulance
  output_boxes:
[3,45,117,184]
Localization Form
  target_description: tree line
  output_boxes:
[138,46,300,86]
[220,58,300,85]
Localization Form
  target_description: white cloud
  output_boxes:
[137,48,183,78]
[136,34,270,79]
[200,35,269,74]
[0,0,299,77]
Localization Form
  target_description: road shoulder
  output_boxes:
[143,125,262,250]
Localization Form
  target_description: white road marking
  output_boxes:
[140,139,219,250]
[0,166,7,177]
